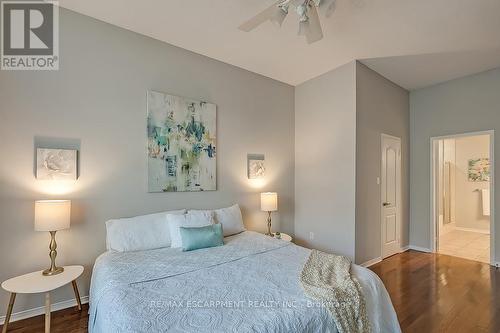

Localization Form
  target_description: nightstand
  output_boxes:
[1,265,84,333]
[272,232,292,242]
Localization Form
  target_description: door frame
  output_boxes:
[430,130,495,266]
[381,133,403,259]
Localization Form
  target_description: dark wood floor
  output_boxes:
[370,250,500,333]
[1,250,499,332]
[0,303,88,333]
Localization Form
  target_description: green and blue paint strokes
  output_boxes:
[147,91,216,192]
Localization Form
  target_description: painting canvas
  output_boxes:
[36,148,77,180]
[147,91,216,192]
[468,158,490,182]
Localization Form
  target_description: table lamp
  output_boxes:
[260,192,278,236]
[34,200,71,276]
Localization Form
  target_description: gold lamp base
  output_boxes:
[265,211,273,236]
[42,231,64,276]
[43,266,64,276]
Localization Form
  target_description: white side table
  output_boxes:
[272,232,292,242]
[1,265,83,333]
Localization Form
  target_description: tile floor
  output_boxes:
[438,228,490,263]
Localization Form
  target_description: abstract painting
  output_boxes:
[247,154,265,179]
[468,158,490,182]
[147,91,216,192]
[36,148,77,180]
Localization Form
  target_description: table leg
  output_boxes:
[1,293,16,333]
[45,292,51,333]
[71,280,82,311]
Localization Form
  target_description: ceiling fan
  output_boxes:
[239,0,336,44]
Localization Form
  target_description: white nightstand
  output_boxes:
[1,265,84,333]
[272,232,292,242]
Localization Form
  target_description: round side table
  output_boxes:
[1,265,84,333]
[272,232,292,242]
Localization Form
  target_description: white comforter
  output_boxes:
[89,231,400,333]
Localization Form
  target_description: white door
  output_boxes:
[381,134,402,258]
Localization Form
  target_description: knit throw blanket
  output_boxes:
[300,250,371,333]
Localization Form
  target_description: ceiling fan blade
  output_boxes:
[239,1,282,32]
[302,4,323,44]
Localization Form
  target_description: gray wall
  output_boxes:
[410,68,500,261]
[0,9,295,315]
[294,61,357,259]
[355,62,410,264]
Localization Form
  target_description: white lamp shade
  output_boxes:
[34,200,71,231]
[261,192,278,212]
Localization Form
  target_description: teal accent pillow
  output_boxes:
[179,224,224,251]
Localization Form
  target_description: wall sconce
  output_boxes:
[248,154,265,179]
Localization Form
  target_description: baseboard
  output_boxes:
[454,227,490,235]
[0,296,88,325]
[400,245,410,252]
[408,245,432,253]
[361,257,382,268]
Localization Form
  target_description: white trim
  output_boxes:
[430,138,439,253]
[380,134,403,259]
[408,245,432,253]
[430,130,496,266]
[361,246,409,267]
[454,227,490,235]
[0,296,88,325]
[430,130,495,141]
[491,132,496,265]
[359,245,411,268]
[380,133,401,141]
[361,257,382,268]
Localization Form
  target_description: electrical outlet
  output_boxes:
[309,232,314,240]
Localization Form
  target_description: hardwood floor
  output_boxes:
[370,250,500,333]
[1,251,499,332]
[0,304,88,333]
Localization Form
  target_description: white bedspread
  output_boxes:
[89,231,401,333]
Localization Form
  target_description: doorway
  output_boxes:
[381,134,402,258]
[431,131,495,265]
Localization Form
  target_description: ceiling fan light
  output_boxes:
[296,3,309,22]
[239,0,326,44]
[278,3,289,14]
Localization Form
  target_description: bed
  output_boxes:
[89,231,401,333]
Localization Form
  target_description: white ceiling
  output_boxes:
[58,0,500,87]
[362,48,500,90]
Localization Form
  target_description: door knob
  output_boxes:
[383,202,391,206]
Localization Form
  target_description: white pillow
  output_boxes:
[105,209,186,252]
[214,204,246,236]
[168,210,214,248]
[189,205,246,237]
